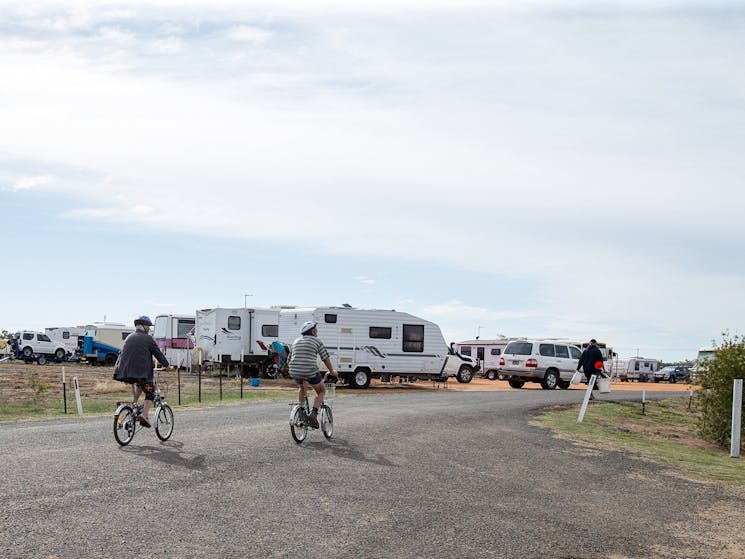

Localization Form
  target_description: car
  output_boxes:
[498,339,582,390]
[12,331,69,364]
[654,365,691,384]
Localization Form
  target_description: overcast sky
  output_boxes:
[2,0,744,361]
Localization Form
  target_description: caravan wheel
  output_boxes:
[350,368,371,389]
[486,370,498,381]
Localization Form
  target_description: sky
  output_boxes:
[2,0,744,362]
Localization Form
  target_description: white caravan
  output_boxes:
[613,357,660,382]
[278,306,478,389]
[455,338,514,380]
[153,314,196,368]
[45,326,87,355]
[84,323,134,350]
[194,307,279,374]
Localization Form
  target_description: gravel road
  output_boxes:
[2,389,743,559]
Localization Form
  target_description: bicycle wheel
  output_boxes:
[320,405,333,439]
[113,406,136,446]
[154,404,174,441]
[290,407,308,443]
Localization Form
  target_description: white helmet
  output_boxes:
[301,321,318,334]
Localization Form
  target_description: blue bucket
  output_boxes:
[250,378,260,387]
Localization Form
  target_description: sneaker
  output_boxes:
[138,415,152,428]
[307,410,320,429]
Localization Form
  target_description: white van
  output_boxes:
[279,306,477,389]
[498,339,583,389]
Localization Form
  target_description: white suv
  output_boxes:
[498,339,582,390]
[14,331,69,362]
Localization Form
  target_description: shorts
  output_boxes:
[121,379,156,400]
[293,372,324,386]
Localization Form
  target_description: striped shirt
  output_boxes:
[289,335,330,378]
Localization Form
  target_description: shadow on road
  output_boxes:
[120,440,207,471]
[304,437,396,467]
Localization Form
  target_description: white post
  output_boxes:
[731,379,743,458]
[578,374,597,422]
[642,390,646,403]
[73,376,83,416]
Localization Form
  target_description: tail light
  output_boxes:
[499,357,505,366]
[116,401,121,406]
[526,359,538,368]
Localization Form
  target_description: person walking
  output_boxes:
[576,339,606,400]
[113,316,171,427]
[289,321,337,428]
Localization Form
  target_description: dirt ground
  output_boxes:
[0,359,693,407]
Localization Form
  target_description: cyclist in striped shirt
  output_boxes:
[289,321,337,428]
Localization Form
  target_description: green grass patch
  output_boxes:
[533,399,745,486]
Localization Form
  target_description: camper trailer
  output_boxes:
[455,338,513,380]
[613,357,660,382]
[278,306,478,389]
[45,326,87,355]
[194,307,279,374]
[80,323,134,365]
[154,314,196,368]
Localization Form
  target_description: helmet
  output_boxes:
[300,321,318,334]
[134,315,153,327]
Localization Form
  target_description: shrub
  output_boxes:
[697,333,745,449]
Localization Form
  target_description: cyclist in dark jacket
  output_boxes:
[114,316,170,427]
[576,339,606,400]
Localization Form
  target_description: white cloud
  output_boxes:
[9,175,52,191]
[225,25,273,44]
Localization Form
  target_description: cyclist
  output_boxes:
[113,315,171,428]
[289,321,337,428]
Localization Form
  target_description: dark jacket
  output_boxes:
[577,345,604,377]
[114,329,169,383]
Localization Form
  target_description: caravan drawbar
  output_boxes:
[278,307,478,389]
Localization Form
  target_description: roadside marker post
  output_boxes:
[642,390,646,415]
[73,376,83,416]
[577,374,597,422]
[731,379,743,459]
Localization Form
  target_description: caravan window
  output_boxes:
[490,348,501,356]
[177,320,195,339]
[62,331,70,339]
[262,325,278,337]
[228,316,241,330]
[460,346,472,356]
[324,314,337,324]
[402,324,424,352]
[369,327,392,339]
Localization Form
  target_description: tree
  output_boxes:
[697,333,745,450]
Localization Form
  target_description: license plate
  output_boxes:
[512,360,520,365]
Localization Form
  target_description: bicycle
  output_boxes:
[289,377,336,443]
[113,374,174,446]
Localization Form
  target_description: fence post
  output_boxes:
[732,379,743,458]
[177,366,182,406]
[198,365,202,403]
[62,366,67,414]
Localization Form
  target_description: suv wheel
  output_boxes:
[456,366,473,384]
[507,379,525,389]
[22,346,33,358]
[55,348,66,360]
[557,379,570,390]
[541,369,559,390]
